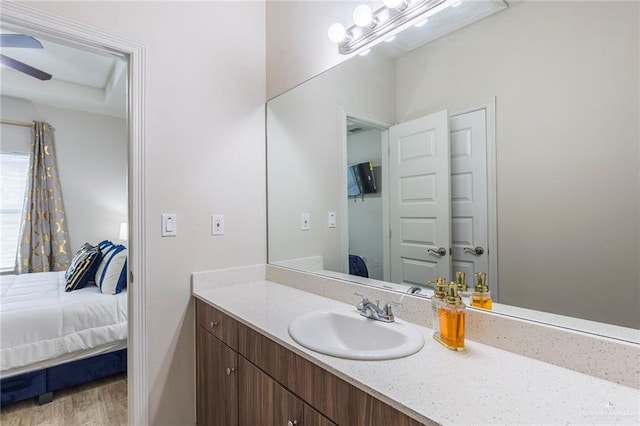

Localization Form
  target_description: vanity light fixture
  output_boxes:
[328,0,462,54]
[327,23,349,44]
[383,0,408,11]
[353,4,376,28]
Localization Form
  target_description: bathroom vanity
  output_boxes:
[196,298,421,426]
[193,265,639,425]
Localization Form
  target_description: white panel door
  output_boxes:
[389,110,450,285]
[450,109,488,284]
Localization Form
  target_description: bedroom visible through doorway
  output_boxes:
[0,17,132,422]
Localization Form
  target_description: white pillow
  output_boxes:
[95,244,127,295]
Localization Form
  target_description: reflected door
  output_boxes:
[450,109,489,284]
[389,110,451,285]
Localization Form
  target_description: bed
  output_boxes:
[0,271,127,405]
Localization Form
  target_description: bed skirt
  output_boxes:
[1,349,127,406]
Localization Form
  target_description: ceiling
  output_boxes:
[0,26,127,118]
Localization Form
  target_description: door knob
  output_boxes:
[209,321,218,329]
[225,367,235,375]
[463,246,485,256]
[428,247,447,256]
[287,421,298,426]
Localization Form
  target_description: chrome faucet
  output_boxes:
[354,293,401,323]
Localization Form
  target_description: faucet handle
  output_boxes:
[384,301,402,316]
[354,293,369,310]
[354,292,369,302]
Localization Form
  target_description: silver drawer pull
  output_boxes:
[225,367,236,375]
[287,421,298,426]
[209,321,218,329]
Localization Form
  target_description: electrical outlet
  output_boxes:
[301,213,310,231]
[328,212,336,228]
[212,214,224,235]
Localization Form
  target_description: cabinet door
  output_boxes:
[239,356,304,426]
[304,405,337,426]
[197,327,238,426]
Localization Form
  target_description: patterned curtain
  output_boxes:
[15,121,71,274]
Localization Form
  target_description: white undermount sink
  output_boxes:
[288,308,425,360]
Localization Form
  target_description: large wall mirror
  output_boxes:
[267,0,639,340]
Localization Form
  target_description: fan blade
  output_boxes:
[0,54,52,81]
[0,34,43,49]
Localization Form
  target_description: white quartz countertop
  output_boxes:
[193,280,640,425]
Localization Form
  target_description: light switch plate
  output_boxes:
[301,213,310,231]
[212,214,224,236]
[161,213,177,237]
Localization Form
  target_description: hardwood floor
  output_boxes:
[0,373,127,426]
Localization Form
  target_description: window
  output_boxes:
[0,152,29,271]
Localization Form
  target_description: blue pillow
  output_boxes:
[65,243,102,292]
[98,239,114,254]
[95,244,127,295]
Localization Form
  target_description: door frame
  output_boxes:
[338,108,391,278]
[1,3,148,425]
[450,97,498,301]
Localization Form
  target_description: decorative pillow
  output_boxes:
[98,240,114,255]
[95,244,127,295]
[65,243,102,292]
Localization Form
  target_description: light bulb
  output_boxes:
[383,0,406,9]
[353,4,374,28]
[327,23,347,43]
[358,49,371,56]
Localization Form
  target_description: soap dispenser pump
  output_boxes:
[455,271,471,305]
[427,277,447,341]
[455,271,468,292]
[471,272,492,310]
[436,283,466,351]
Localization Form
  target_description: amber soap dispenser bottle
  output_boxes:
[436,283,466,351]
[471,272,492,310]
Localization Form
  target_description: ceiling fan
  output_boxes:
[0,34,52,81]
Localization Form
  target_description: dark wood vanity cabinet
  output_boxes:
[196,327,238,426]
[239,356,305,425]
[196,298,422,426]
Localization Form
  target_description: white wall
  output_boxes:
[266,0,359,99]
[25,1,267,424]
[267,52,395,272]
[1,96,127,253]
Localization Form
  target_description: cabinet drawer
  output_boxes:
[196,298,238,350]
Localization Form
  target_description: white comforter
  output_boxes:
[0,271,127,374]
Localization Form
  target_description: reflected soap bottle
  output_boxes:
[427,277,447,341]
[437,283,466,351]
[455,271,470,305]
[471,272,492,310]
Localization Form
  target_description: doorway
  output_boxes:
[1,3,147,424]
[340,99,497,298]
